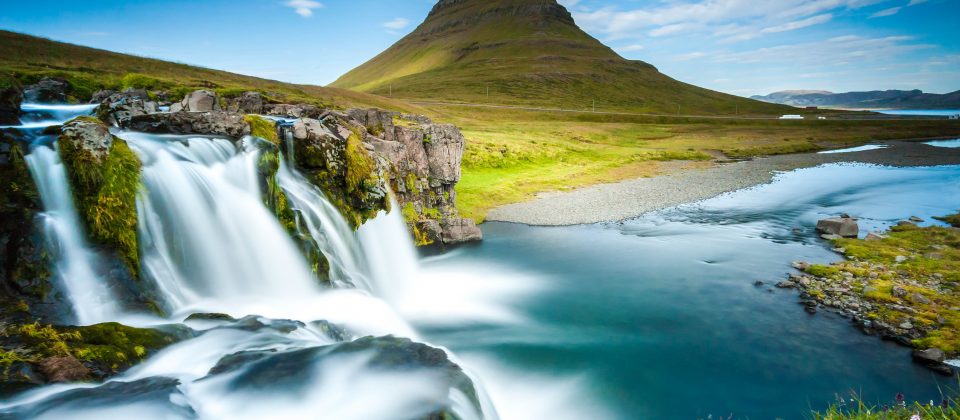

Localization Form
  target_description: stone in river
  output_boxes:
[816,217,859,238]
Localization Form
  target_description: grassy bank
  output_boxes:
[429,105,960,221]
[813,390,959,419]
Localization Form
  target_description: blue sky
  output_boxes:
[1,0,957,96]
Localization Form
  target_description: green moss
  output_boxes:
[405,173,418,192]
[805,264,842,279]
[423,133,432,145]
[934,213,960,228]
[61,322,183,372]
[401,203,434,246]
[366,123,385,138]
[59,119,143,276]
[345,133,376,195]
[811,214,960,354]
[245,115,279,145]
[120,73,171,91]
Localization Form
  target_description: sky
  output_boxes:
[1,0,958,97]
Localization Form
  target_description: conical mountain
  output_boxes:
[332,0,790,115]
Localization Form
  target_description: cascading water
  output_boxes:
[16,104,120,324]
[4,105,599,420]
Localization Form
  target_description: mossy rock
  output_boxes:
[245,115,279,145]
[58,117,142,277]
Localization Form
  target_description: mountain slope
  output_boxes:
[332,0,792,115]
[0,30,419,112]
[752,89,960,110]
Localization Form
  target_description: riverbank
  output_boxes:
[486,139,960,225]
[780,214,960,375]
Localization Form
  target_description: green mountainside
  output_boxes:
[332,0,793,115]
[0,30,416,111]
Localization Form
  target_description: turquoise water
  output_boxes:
[874,109,960,117]
[420,164,960,419]
[926,139,960,148]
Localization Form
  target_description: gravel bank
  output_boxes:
[486,140,960,226]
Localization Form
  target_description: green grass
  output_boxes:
[812,389,960,419]
[436,105,960,221]
[808,219,960,353]
[0,30,423,112]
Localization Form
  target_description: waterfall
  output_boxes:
[8,107,513,419]
[121,132,320,313]
[17,104,119,324]
[25,146,120,324]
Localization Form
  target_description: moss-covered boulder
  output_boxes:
[0,322,193,394]
[291,117,389,229]
[58,117,141,276]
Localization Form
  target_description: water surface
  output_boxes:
[421,163,960,419]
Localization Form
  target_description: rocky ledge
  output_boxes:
[90,88,481,245]
[774,214,960,375]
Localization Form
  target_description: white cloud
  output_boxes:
[383,18,411,30]
[285,0,323,18]
[674,51,706,61]
[870,6,901,17]
[617,44,646,52]
[762,13,832,34]
[907,0,928,5]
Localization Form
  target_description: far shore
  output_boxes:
[485,138,960,226]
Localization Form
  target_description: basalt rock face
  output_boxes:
[22,77,70,104]
[0,130,64,322]
[0,82,22,125]
[127,111,250,138]
[347,109,481,245]
[95,89,159,126]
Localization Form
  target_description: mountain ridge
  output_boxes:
[752,89,960,109]
[332,0,791,115]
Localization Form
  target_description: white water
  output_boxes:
[818,144,889,154]
[925,139,960,148]
[6,105,603,420]
[25,146,119,324]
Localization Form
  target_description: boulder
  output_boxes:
[89,89,116,103]
[912,348,954,375]
[816,217,859,238]
[23,77,70,103]
[865,232,888,241]
[0,82,23,125]
[37,356,90,383]
[441,218,483,244]
[227,91,264,114]
[263,103,322,119]
[173,90,220,112]
[96,91,155,126]
[127,112,250,138]
[60,117,113,160]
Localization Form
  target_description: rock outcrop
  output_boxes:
[347,109,482,245]
[169,89,219,112]
[95,89,159,126]
[22,77,70,104]
[263,103,323,119]
[226,91,264,114]
[128,111,250,138]
[0,80,22,125]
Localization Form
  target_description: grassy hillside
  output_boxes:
[332,0,794,115]
[0,30,420,112]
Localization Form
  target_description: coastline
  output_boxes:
[486,139,960,226]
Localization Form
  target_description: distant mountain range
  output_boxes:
[751,89,960,110]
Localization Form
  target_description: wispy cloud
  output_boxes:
[285,0,323,18]
[870,6,901,17]
[617,44,646,52]
[383,17,410,30]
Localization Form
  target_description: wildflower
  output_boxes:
[910,414,921,420]
[942,400,950,409]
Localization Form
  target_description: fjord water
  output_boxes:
[421,163,960,419]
